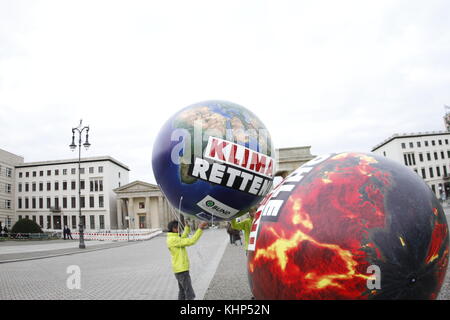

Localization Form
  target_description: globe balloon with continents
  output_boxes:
[152,100,275,222]
[247,152,449,300]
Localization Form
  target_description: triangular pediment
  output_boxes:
[114,180,160,193]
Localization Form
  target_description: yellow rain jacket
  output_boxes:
[231,217,253,250]
[167,225,203,273]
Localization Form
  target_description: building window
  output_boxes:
[421,168,426,179]
[55,169,59,176]
[63,181,67,190]
[47,182,51,191]
[89,196,95,208]
[32,197,36,209]
[431,184,436,195]
[47,216,51,229]
[71,197,76,209]
[436,167,441,177]
[444,165,448,177]
[432,140,436,146]
[5,199,11,209]
[18,215,22,220]
[401,143,406,149]
[99,195,104,208]
[403,153,415,166]
[425,141,429,147]
[26,172,29,178]
[47,170,51,176]
[39,197,43,209]
[434,152,438,160]
[99,215,105,229]
[46,197,51,209]
[417,141,421,148]
[63,169,67,175]
[32,182,36,192]
[63,197,67,209]
[25,197,29,209]
[90,215,95,229]
[6,168,13,177]
[429,167,434,178]
[409,142,413,148]
[89,167,94,174]
[32,171,36,177]
[383,151,386,157]
[118,172,121,178]
[54,197,59,209]
[419,153,423,162]
[19,172,22,178]
[80,168,85,174]
[446,139,449,145]
[441,151,445,159]
[71,168,76,175]
[40,170,44,176]
[39,216,44,228]
[139,202,145,209]
[439,140,442,145]
[71,181,76,190]
[54,181,59,191]
[80,180,85,190]
[80,196,85,208]
[18,183,22,192]
[98,166,103,173]
[72,216,77,229]
[25,183,29,192]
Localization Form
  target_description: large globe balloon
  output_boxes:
[247,152,449,299]
[152,100,275,222]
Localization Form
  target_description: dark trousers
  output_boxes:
[175,271,195,300]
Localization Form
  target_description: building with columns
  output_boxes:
[275,146,316,178]
[114,181,171,230]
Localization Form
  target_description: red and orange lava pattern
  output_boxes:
[247,153,449,300]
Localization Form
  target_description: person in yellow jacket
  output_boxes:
[166,219,208,300]
[231,207,256,252]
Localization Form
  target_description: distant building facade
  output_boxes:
[14,156,129,231]
[372,131,450,199]
[114,181,171,230]
[275,146,315,178]
[0,148,24,229]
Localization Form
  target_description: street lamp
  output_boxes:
[70,119,90,249]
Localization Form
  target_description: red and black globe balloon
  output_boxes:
[247,152,449,299]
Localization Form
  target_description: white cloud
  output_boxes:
[1,0,450,183]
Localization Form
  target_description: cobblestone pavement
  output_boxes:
[0,229,228,300]
[204,241,252,300]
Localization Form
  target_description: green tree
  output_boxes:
[11,218,43,234]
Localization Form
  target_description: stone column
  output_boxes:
[127,197,134,229]
[157,196,163,229]
[116,198,123,229]
[145,196,151,229]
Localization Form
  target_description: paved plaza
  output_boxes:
[1,212,450,300]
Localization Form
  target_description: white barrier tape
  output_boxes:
[70,229,162,241]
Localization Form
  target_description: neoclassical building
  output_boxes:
[114,181,172,230]
[275,146,316,178]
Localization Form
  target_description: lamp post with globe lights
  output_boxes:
[69,120,91,249]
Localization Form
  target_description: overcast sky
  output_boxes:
[1,0,450,184]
